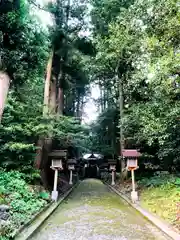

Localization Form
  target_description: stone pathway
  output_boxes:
[31,179,171,240]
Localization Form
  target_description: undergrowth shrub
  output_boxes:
[139,174,180,229]
[0,171,50,238]
[138,174,180,188]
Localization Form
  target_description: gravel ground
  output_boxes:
[31,179,171,240]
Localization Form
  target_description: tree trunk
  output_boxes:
[0,71,10,123]
[78,97,84,122]
[81,97,85,121]
[57,87,64,115]
[119,75,124,157]
[56,0,70,117]
[49,77,56,114]
[35,138,44,169]
[43,51,53,116]
[76,91,81,118]
[35,51,53,170]
[116,64,126,178]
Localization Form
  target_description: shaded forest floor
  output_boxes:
[113,174,180,233]
[0,170,71,239]
[0,170,50,239]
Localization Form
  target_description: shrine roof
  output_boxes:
[83,153,103,160]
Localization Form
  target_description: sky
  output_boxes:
[82,84,100,124]
[35,0,100,124]
[34,0,52,26]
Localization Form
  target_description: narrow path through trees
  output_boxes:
[30,179,170,240]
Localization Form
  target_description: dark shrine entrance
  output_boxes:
[38,140,106,188]
[83,153,103,178]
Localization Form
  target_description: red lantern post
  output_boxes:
[122,149,141,203]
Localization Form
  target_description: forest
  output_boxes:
[0,0,180,238]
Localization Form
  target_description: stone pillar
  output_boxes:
[111,170,115,185]
[51,169,58,201]
[131,169,138,203]
[69,170,73,185]
[97,166,100,178]
[131,169,135,191]
[68,164,75,185]
[110,165,116,185]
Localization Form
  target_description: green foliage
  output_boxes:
[53,116,89,149]
[39,191,50,200]
[0,96,89,167]
[0,0,91,169]
[0,0,51,168]
[0,89,46,167]
[0,237,9,240]
[139,175,174,188]
[0,1,49,84]
[140,175,180,229]
[0,171,49,238]
[174,177,180,186]
[89,0,180,170]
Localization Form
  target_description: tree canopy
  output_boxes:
[0,0,180,170]
[0,0,91,169]
[89,0,180,170]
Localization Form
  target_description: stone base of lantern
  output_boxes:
[51,190,58,201]
[111,181,115,186]
[111,171,115,186]
[131,190,138,203]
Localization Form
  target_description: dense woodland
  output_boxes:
[89,0,180,173]
[0,0,180,238]
[0,0,93,171]
[0,0,180,172]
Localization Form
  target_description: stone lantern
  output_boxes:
[67,159,77,185]
[51,159,63,169]
[122,149,141,203]
[108,159,116,186]
[127,159,138,169]
[49,150,67,201]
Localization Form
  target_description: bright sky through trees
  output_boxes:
[83,84,100,124]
